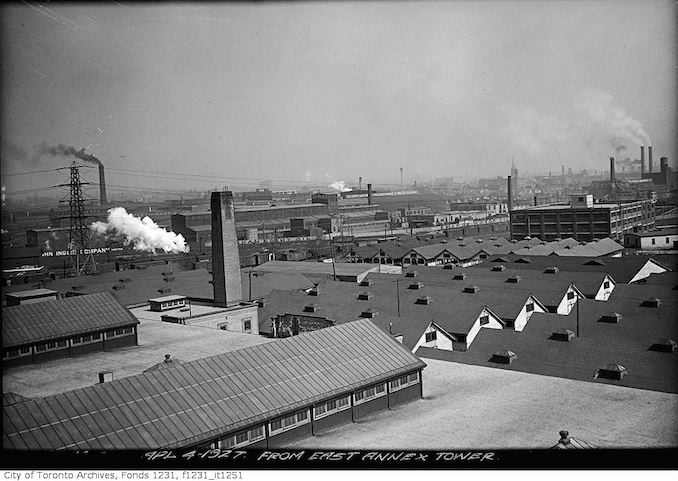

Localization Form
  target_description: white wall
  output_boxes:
[640,234,678,250]
[555,285,581,315]
[594,275,615,300]
[465,308,504,346]
[186,305,259,334]
[628,260,669,284]
[413,322,454,352]
[514,296,547,332]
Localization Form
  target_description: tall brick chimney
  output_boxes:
[648,146,653,172]
[367,183,373,205]
[211,191,243,307]
[98,164,107,206]
[609,157,615,183]
[640,146,645,176]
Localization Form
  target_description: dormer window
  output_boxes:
[492,265,506,272]
[408,282,424,290]
[544,266,559,274]
[357,291,373,300]
[415,296,432,305]
[641,297,660,308]
[453,273,467,280]
[304,303,320,313]
[308,288,319,296]
[463,285,480,293]
[506,276,521,283]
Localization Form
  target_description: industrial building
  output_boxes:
[509,194,654,242]
[624,228,678,251]
[2,292,139,367]
[2,319,426,450]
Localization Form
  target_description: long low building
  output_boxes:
[2,292,140,367]
[2,319,426,451]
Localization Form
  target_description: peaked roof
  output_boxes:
[2,293,139,348]
[3,319,425,450]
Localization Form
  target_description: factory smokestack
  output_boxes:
[358,176,362,190]
[648,146,653,172]
[507,176,513,211]
[660,157,668,173]
[367,183,373,205]
[640,146,645,176]
[534,195,538,206]
[98,164,107,205]
[211,191,243,307]
[609,157,616,183]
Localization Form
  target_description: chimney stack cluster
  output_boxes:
[640,146,645,175]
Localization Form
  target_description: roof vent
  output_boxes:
[463,285,480,293]
[360,308,378,318]
[405,270,418,278]
[490,349,517,364]
[453,273,467,280]
[415,295,432,305]
[359,278,372,286]
[595,363,627,380]
[649,338,677,353]
[408,281,424,290]
[550,328,575,342]
[492,265,506,272]
[544,266,560,274]
[599,312,622,324]
[641,297,660,308]
[157,287,171,294]
[506,276,522,283]
[257,298,268,308]
[357,291,373,300]
[98,371,113,383]
[308,287,320,296]
[304,303,320,313]
[641,297,662,307]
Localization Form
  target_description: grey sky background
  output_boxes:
[1,1,676,197]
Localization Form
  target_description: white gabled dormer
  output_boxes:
[413,321,456,352]
[464,307,504,347]
[594,275,616,301]
[555,284,585,315]
[514,295,548,332]
[628,259,669,284]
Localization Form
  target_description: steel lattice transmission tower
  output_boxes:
[67,161,96,275]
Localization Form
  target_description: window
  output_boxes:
[72,337,82,345]
[652,238,656,245]
[666,238,670,244]
[3,349,19,359]
[337,396,349,408]
[92,333,101,340]
[219,436,236,449]
[327,400,336,411]
[270,411,308,435]
[297,410,308,421]
[375,384,385,394]
[248,426,264,442]
[35,344,47,353]
[390,372,420,392]
[57,340,67,348]
[354,390,365,401]
[365,387,375,397]
[603,281,610,289]
[282,415,296,428]
[314,404,327,416]
[270,420,282,432]
[479,315,490,326]
[425,331,437,342]
[525,303,534,313]
[20,347,31,354]
[567,291,575,300]
[243,319,251,332]
[235,432,249,444]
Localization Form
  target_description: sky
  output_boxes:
[1,0,676,199]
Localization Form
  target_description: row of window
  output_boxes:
[269,410,309,434]
[3,328,135,360]
[217,425,265,449]
[389,372,420,392]
[314,395,350,419]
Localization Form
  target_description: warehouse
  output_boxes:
[2,292,139,367]
[509,194,654,242]
[2,319,426,450]
[624,228,678,251]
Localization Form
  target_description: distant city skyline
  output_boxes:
[1,1,676,199]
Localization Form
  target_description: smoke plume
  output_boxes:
[38,142,101,164]
[91,207,189,254]
[329,181,352,192]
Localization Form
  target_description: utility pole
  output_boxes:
[330,236,337,281]
[576,294,580,337]
[392,277,402,317]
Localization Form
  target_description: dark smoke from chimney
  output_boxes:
[38,142,101,164]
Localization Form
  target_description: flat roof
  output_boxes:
[516,201,647,211]
[251,260,401,277]
[148,294,188,303]
[2,308,271,399]
[5,289,58,299]
[3,319,425,450]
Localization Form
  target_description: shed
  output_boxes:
[148,294,188,312]
[596,363,628,380]
[490,349,517,364]
[5,289,59,306]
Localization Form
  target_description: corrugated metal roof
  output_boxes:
[3,319,425,451]
[2,293,139,348]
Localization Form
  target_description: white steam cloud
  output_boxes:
[329,180,352,192]
[91,207,190,254]
[502,89,652,162]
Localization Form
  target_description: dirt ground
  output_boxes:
[287,359,678,449]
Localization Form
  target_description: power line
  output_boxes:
[2,167,66,177]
